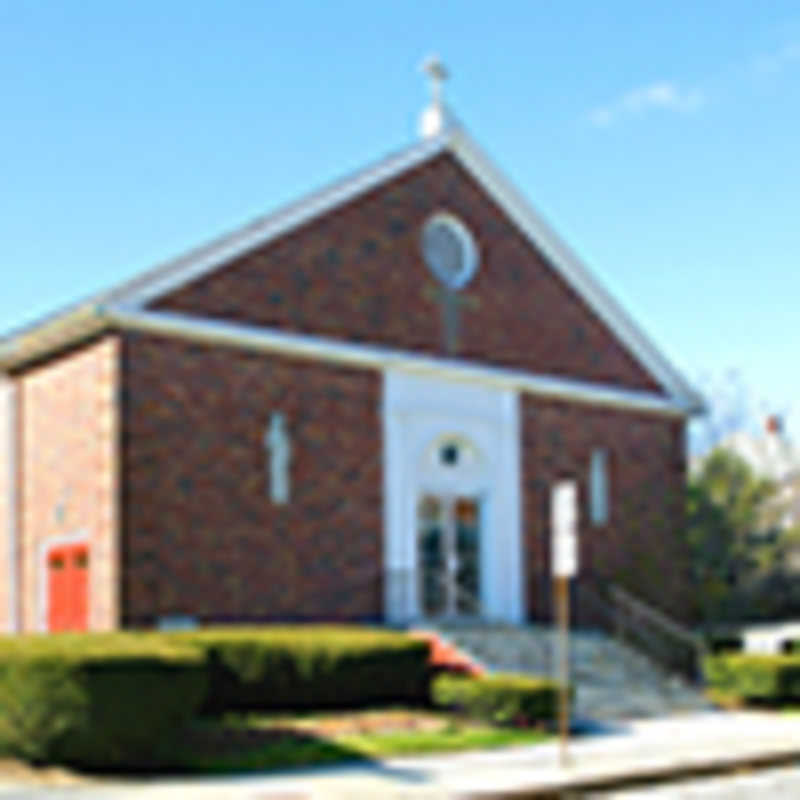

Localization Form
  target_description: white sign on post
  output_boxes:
[551,479,579,767]
[551,480,579,578]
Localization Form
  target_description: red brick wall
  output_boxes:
[17,337,120,632]
[152,154,662,395]
[521,396,691,623]
[4,332,688,630]
[120,332,383,626]
[120,330,689,626]
[3,328,688,628]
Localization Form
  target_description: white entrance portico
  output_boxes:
[383,370,523,624]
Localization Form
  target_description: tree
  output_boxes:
[686,447,779,627]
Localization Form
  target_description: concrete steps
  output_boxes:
[434,623,714,722]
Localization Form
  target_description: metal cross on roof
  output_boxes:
[421,55,448,108]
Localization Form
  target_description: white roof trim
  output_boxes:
[1,118,704,413]
[107,307,693,417]
[102,134,449,308]
[446,129,703,410]
[104,123,700,411]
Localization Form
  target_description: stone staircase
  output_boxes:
[434,623,714,722]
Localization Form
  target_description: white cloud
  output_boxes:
[588,81,705,127]
[587,42,800,130]
[752,42,800,76]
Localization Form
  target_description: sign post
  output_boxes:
[551,480,579,768]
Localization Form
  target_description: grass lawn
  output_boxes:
[162,708,552,774]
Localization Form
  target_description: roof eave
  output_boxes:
[0,304,110,372]
[107,306,698,418]
[0,120,704,412]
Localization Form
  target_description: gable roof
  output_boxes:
[0,116,704,414]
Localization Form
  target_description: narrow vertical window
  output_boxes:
[264,412,291,505]
[589,448,609,526]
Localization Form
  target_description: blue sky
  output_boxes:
[1,1,798,447]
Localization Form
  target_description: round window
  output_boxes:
[421,213,478,289]
[440,442,459,466]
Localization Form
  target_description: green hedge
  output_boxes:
[706,635,743,655]
[703,653,800,702]
[0,634,207,768]
[0,627,432,768]
[172,626,431,714]
[432,672,560,726]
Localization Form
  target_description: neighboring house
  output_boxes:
[0,74,703,635]
[718,416,800,487]
[741,620,800,654]
[697,416,800,574]
[717,416,800,534]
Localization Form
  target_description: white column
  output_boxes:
[383,375,415,624]
[504,390,524,624]
[0,376,18,633]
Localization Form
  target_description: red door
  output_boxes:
[47,543,89,632]
[47,548,70,632]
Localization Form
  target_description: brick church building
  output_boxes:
[0,75,703,634]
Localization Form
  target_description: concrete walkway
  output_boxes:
[2,711,800,799]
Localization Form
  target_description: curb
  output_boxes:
[463,746,800,798]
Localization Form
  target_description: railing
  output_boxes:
[611,585,708,683]
[318,566,707,684]
[574,577,616,631]
[574,578,708,684]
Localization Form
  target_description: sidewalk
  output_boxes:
[2,711,800,799]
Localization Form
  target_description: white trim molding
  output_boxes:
[383,371,523,624]
[0,117,704,413]
[422,211,480,290]
[157,615,199,631]
[108,307,694,417]
[445,129,703,409]
[102,134,450,310]
[38,530,89,633]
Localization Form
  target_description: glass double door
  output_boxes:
[417,494,481,618]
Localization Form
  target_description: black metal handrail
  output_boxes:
[610,584,708,682]
[575,577,706,683]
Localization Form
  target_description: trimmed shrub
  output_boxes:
[170,626,431,714]
[432,672,560,726]
[706,635,743,655]
[0,634,207,768]
[703,653,800,703]
[0,626,433,766]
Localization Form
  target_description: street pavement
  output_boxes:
[590,763,800,798]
